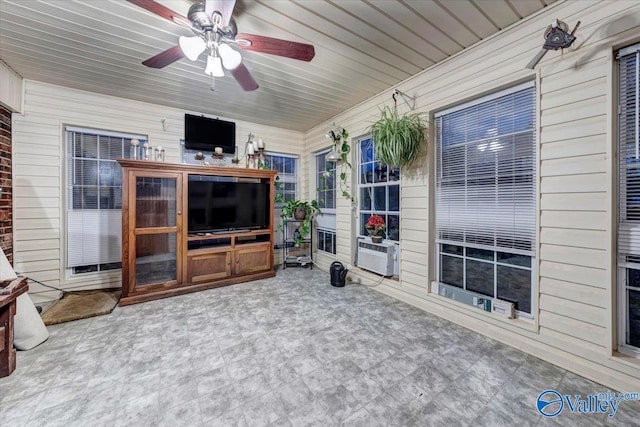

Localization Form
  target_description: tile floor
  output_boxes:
[1,268,639,426]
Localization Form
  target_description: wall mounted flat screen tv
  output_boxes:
[184,114,236,153]
[188,175,270,233]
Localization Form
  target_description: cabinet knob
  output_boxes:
[177,211,182,215]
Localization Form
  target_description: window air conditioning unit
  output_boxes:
[357,240,395,276]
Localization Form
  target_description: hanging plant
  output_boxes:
[369,106,425,168]
[324,125,354,202]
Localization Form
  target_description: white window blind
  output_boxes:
[66,128,145,269]
[435,83,536,255]
[617,43,640,351]
[618,45,640,259]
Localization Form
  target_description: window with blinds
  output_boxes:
[617,43,640,353]
[66,127,145,274]
[435,82,536,315]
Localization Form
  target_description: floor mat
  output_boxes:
[41,289,121,325]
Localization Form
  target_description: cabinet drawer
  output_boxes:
[187,251,232,283]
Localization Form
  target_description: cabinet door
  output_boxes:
[234,244,271,275]
[187,251,232,283]
[129,172,182,292]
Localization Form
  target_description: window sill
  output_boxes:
[428,283,537,333]
[612,350,640,368]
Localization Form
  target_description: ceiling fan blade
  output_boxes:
[142,45,184,68]
[231,63,259,91]
[236,34,315,62]
[126,0,188,24]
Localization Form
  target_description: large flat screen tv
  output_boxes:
[184,114,236,153]
[188,175,270,233]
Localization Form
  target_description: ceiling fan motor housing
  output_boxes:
[187,3,213,30]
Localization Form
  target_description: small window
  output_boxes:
[66,127,146,274]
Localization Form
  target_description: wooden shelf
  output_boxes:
[187,229,271,241]
[187,245,233,255]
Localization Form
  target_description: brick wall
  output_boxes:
[0,106,12,263]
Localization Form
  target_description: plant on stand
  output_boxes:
[281,199,321,246]
[365,214,386,243]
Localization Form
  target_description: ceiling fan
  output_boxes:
[127,0,315,91]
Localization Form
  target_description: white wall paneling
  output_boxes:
[303,1,640,392]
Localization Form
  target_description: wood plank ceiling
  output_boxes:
[0,0,556,131]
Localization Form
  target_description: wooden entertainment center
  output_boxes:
[118,160,277,306]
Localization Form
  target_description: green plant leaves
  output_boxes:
[369,106,425,168]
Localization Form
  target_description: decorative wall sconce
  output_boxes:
[244,133,266,168]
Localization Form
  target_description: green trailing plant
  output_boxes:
[281,199,321,246]
[325,125,354,202]
[369,106,425,168]
[273,174,285,204]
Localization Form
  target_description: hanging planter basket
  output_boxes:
[369,106,425,168]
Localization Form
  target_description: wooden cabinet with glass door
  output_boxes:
[121,169,182,305]
[118,160,277,306]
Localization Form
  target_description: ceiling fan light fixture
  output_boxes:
[205,55,224,77]
[218,43,242,70]
[179,35,206,61]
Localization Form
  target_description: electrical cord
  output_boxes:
[348,265,386,288]
[15,273,109,297]
[301,257,388,288]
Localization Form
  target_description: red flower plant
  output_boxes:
[365,214,386,236]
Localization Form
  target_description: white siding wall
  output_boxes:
[0,60,22,112]
[13,80,303,302]
[304,0,640,391]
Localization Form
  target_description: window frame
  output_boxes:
[264,152,298,207]
[315,148,337,214]
[65,126,146,277]
[356,136,401,243]
[616,43,640,356]
[434,82,537,318]
[315,149,337,255]
[264,152,299,246]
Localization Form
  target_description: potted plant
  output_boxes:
[365,214,386,243]
[281,199,321,246]
[368,106,426,168]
